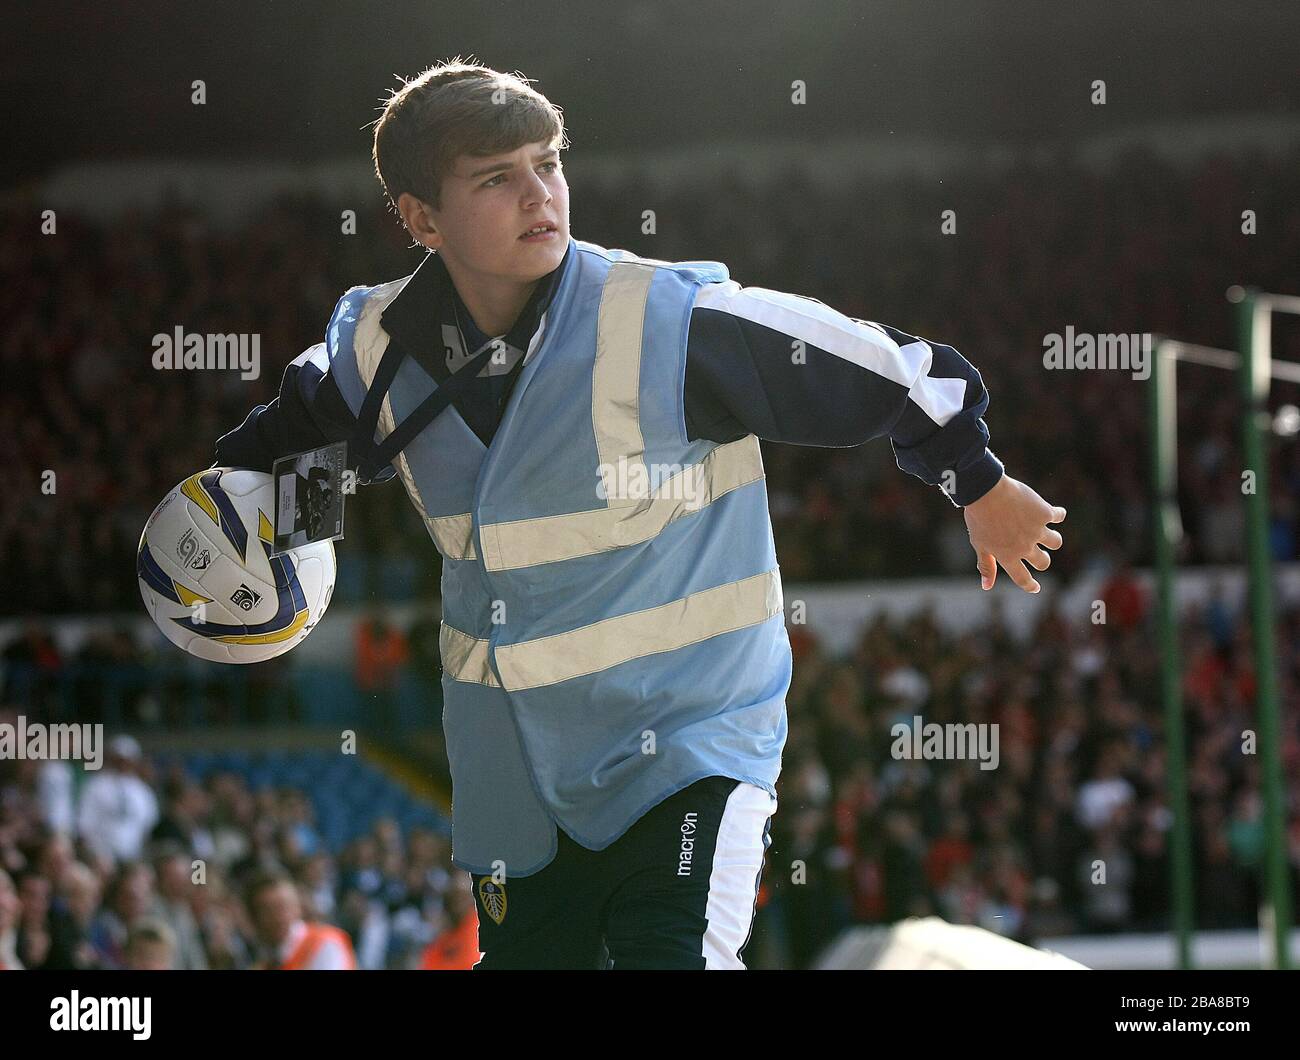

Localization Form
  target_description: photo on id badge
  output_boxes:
[271,441,347,555]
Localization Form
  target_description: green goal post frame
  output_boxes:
[1148,287,1300,969]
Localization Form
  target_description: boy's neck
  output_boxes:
[452,274,539,339]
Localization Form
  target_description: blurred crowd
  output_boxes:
[4,559,1299,969]
[0,730,477,970]
[3,145,1299,613]
[758,565,1300,967]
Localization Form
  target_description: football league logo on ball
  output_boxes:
[229,584,262,611]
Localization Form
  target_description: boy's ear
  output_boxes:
[396,192,441,250]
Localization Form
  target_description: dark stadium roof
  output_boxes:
[8,0,1299,182]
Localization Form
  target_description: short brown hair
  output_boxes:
[372,57,568,216]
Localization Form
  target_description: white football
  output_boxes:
[137,469,336,663]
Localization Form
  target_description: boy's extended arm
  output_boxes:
[686,280,1002,505]
[685,279,1064,591]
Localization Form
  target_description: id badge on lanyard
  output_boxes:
[268,336,499,555]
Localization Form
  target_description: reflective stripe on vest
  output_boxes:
[494,567,783,690]
[351,280,476,559]
[428,512,476,560]
[591,261,652,510]
[441,567,782,689]
[477,435,764,571]
[440,621,500,688]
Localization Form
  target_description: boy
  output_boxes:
[215,59,1065,969]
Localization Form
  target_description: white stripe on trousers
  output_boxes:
[702,782,777,969]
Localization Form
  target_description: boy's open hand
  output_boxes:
[962,475,1066,593]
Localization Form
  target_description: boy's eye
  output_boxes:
[482,161,560,188]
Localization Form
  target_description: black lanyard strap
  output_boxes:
[351,338,501,482]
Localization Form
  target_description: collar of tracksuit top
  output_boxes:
[375,245,565,448]
[333,237,789,876]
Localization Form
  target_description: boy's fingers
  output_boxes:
[1025,546,1051,572]
[1048,505,1067,523]
[1002,557,1040,594]
[1040,528,1064,549]
[977,552,997,590]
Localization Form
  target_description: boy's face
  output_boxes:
[407,140,570,285]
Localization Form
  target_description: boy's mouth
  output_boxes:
[519,221,559,241]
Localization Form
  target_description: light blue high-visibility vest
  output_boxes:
[327,239,790,877]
